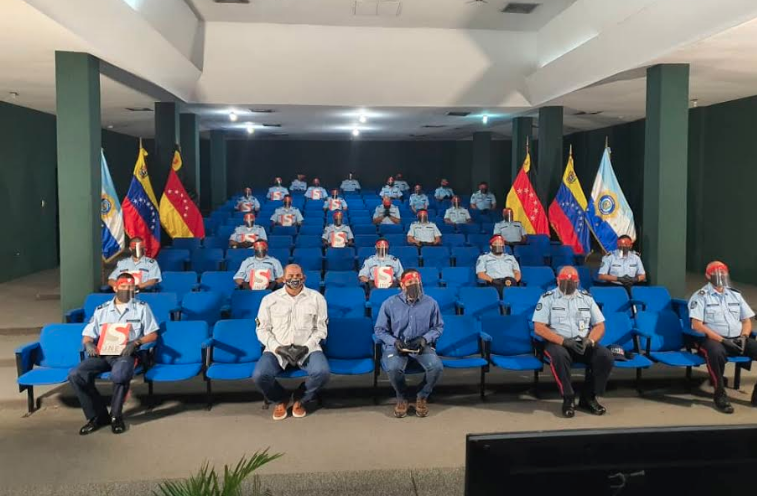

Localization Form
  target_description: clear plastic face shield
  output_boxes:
[706,262,731,291]
[244,214,255,228]
[452,196,460,208]
[283,197,292,208]
[376,240,389,258]
[401,271,424,303]
[253,241,268,259]
[275,177,282,186]
[244,188,252,197]
[503,209,513,223]
[418,210,428,224]
[348,172,353,180]
[557,271,580,296]
[618,237,633,256]
[115,275,135,303]
[333,213,343,226]
[490,236,505,256]
[129,240,144,259]
[387,177,394,187]
[331,189,339,199]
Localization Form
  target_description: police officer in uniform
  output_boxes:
[375,269,444,418]
[407,209,441,247]
[443,196,472,225]
[533,266,614,418]
[322,211,354,247]
[688,261,757,413]
[68,273,159,435]
[340,172,361,192]
[270,195,304,227]
[359,239,404,288]
[253,264,330,420]
[434,179,454,202]
[290,174,307,192]
[266,177,290,201]
[236,188,261,212]
[470,182,497,211]
[394,173,410,193]
[229,212,268,249]
[408,185,429,214]
[323,189,348,212]
[373,197,401,225]
[476,235,521,295]
[234,240,285,289]
[597,235,646,286]
[304,178,328,200]
[108,237,162,291]
[379,177,403,199]
[493,208,527,244]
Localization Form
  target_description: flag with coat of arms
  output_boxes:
[100,149,124,261]
[548,148,591,255]
[122,143,161,257]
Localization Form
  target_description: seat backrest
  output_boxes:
[84,293,115,321]
[481,315,532,357]
[631,286,672,313]
[526,234,551,252]
[378,224,403,235]
[324,287,367,318]
[160,271,198,300]
[354,234,379,247]
[268,235,294,248]
[520,266,556,289]
[423,287,457,314]
[324,271,360,288]
[600,313,636,351]
[180,291,225,325]
[156,249,190,272]
[458,287,500,317]
[155,321,209,365]
[368,288,401,314]
[295,235,322,248]
[304,270,322,291]
[216,226,235,242]
[441,267,475,287]
[458,224,481,235]
[502,286,544,316]
[38,324,87,368]
[415,267,440,287]
[435,316,480,358]
[324,318,374,360]
[271,226,297,236]
[384,233,407,246]
[191,248,224,273]
[230,290,271,319]
[225,249,254,273]
[326,247,356,259]
[200,271,238,300]
[589,286,630,315]
[451,247,480,267]
[267,248,291,266]
[203,236,227,250]
[635,310,683,352]
[298,225,323,236]
[172,237,202,251]
[442,234,466,247]
[136,293,179,325]
[352,225,377,235]
[514,245,546,266]
[211,319,261,364]
[421,246,451,268]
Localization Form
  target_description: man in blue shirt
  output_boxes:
[68,273,159,435]
[470,181,496,211]
[266,177,289,201]
[108,237,162,291]
[236,188,261,213]
[408,185,429,213]
[597,235,646,287]
[290,174,307,192]
[375,269,444,418]
[304,178,328,200]
[434,179,454,202]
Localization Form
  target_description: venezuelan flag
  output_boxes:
[159,150,205,239]
[548,151,591,255]
[505,151,549,235]
[122,145,161,257]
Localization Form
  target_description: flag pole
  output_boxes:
[569,144,573,156]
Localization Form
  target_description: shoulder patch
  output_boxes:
[95,302,108,310]
[698,290,706,295]
[580,290,590,296]
[535,302,543,311]
[689,300,697,309]
[135,300,147,306]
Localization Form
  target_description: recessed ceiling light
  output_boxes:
[482,114,489,125]
[9,91,19,99]
[246,122,255,135]
[352,128,360,137]
[107,125,114,129]
[229,111,238,122]
[359,115,367,124]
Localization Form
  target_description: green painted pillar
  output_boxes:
[154,102,179,196]
[511,117,533,180]
[210,130,227,208]
[55,52,101,315]
[537,106,563,207]
[472,132,492,191]
[180,112,200,203]
[643,64,689,296]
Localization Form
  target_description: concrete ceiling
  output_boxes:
[186,0,577,31]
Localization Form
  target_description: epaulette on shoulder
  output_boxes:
[542,290,553,297]
[146,258,156,264]
[389,255,398,260]
[580,289,591,296]
[729,287,741,294]
[135,299,147,306]
[698,289,706,296]
[95,302,108,311]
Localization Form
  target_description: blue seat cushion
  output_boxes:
[276,368,308,379]
[490,354,542,371]
[328,358,374,375]
[727,356,752,364]
[98,364,144,380]
[649,351,705,367]
[145,363,203,382]
[613,354,654,369]
[206,362,256,381]
[440,357,488,369]
[17,367,72,386]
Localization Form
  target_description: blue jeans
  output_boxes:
[381,347,443,401]
[252,351,331,404]
[67,356,135,420]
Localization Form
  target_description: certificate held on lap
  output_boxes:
[330,232,347,248]
[97,324,132,356]
[279,214,294,226]
[250,269,272,290]
[373,266,394,289]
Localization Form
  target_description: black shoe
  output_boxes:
[715,393,735,414]
[579,396,607,416]
[562,396,575,418]
[79,415,110,436]
[111,416,126,434]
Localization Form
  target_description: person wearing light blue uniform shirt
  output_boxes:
[493,208,526,243]
[597,235,646,286]
[373,197,401,225]
[108,237,162,290]
[434,179,454,201]
[229,213,268,248]
[322,211,354,247]
[270,196,304,226]
[394,173,410,193]
[267,177,289,201]
[375,269,444,418]
[443,196,472,225]
[470,182,496,211]
[323,189,348,211]
[289,174,307,192]
[406,210,441,247]
[359,239,403,288]
[379,177,403,199]
[408,185,429,213]
[304,178,328,200]
[475,235,520,294]
[234,240,284,289]
[340,172,361,192]
[236,188,261,212]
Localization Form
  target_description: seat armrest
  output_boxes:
[468,301,502,317]
[628,299,646,310]
[372,335,382,345]
[479,332,492,342]
[682,327,705,338]
[671,298,688,316]
[530,331,545,343]
[632,327,653,339]
[15,342,40,376]
[99,285,113,293]
[65,308,84,323]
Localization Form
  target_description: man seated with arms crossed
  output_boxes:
[236,187,261,213]
[688,261,757,414]
[229,212,267,249]
[434,178,454,202]
[407,209,441,247]
[234,240,284,290]
[322,211,354,248]
[375,269,444,418]
[359,239,403,289]
[532,266,614,418]
[597,235,646,287]
[443,196,472,225]
[270,195,304,227]
[108,237,161,291]
[68,273,159,435]
[373,197,401,225]
[476,235,521,296]
[493,208,526,244]
[254,264,330,420]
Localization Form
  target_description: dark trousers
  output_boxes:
[543,342,614,398]
[252,351,331,404]
[67,356,135,420]
[697,338,757,394]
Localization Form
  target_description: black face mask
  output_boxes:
[480,188,488,194]
[619,246,631,255]
[255,248,267,258]
[491,245,504,255]
[285,278,303,289]
[558,280,578,295]
[116,289,132,304]
[405,284,422,302]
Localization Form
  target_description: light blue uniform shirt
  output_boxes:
[434,187,454,200]
[234,256,284,282]
[322,224,354,242]
[266,186,290,200]
[379,185,403,199]
[444,207,471,224]
[407,222,441,243]
[236,196,261,212]
[289,179,307,192]
[475,253,520,279]
[532,289,605,340]
[373,205,401,225]
[323,198,348,211]
[409,194,429,211]
[375,293,444,350]
[688,283,755,338]
[304,186,329,200]
[395,180,410,192]
[493,221,526,243]
[270,206,304,225]
[109,257,162,283]
[230,225,268,242]
[359,255,404,282]
[340,179,361,192]
[83,298,159,342]
[470,192,497,210]
[598,250,646,278]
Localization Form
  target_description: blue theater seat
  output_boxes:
[423,287,457,314]
[190,248,225,273]
[367,288,401,320]
[324,271,360,288]
[601,313,653,392]
[157,249,190,272]
[414,267,440,287]
[204,319,262,409]
[457,287,501,317]
[441,267,476,289]
[324,318,376,379]
[293,248,323,271]
[172,237,202,251]
[421,246,451,269]
[268,235,294,249]
[442,234,466,247]
[200,272,238,301]
[145,321,210,396]
[179,291,225,325]
[501,286,544,316]
[520,266,556,290]
[158,271,199,300]
[435,315,489,398]
[230,290,271,319]
[224,249,254,273]
[136,292,180,325]
[325,247,356,271]
[451,246,480,267]
[636,310,704,373]
[325,287,367,318]
[65,293,113,323]
[481,315,542,384]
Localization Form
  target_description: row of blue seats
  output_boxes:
[206,219,499,237]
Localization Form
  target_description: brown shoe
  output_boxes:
[415,397,429,418]
[272,400,289,421]
[394,400,409,418]
[292,401,307,418]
